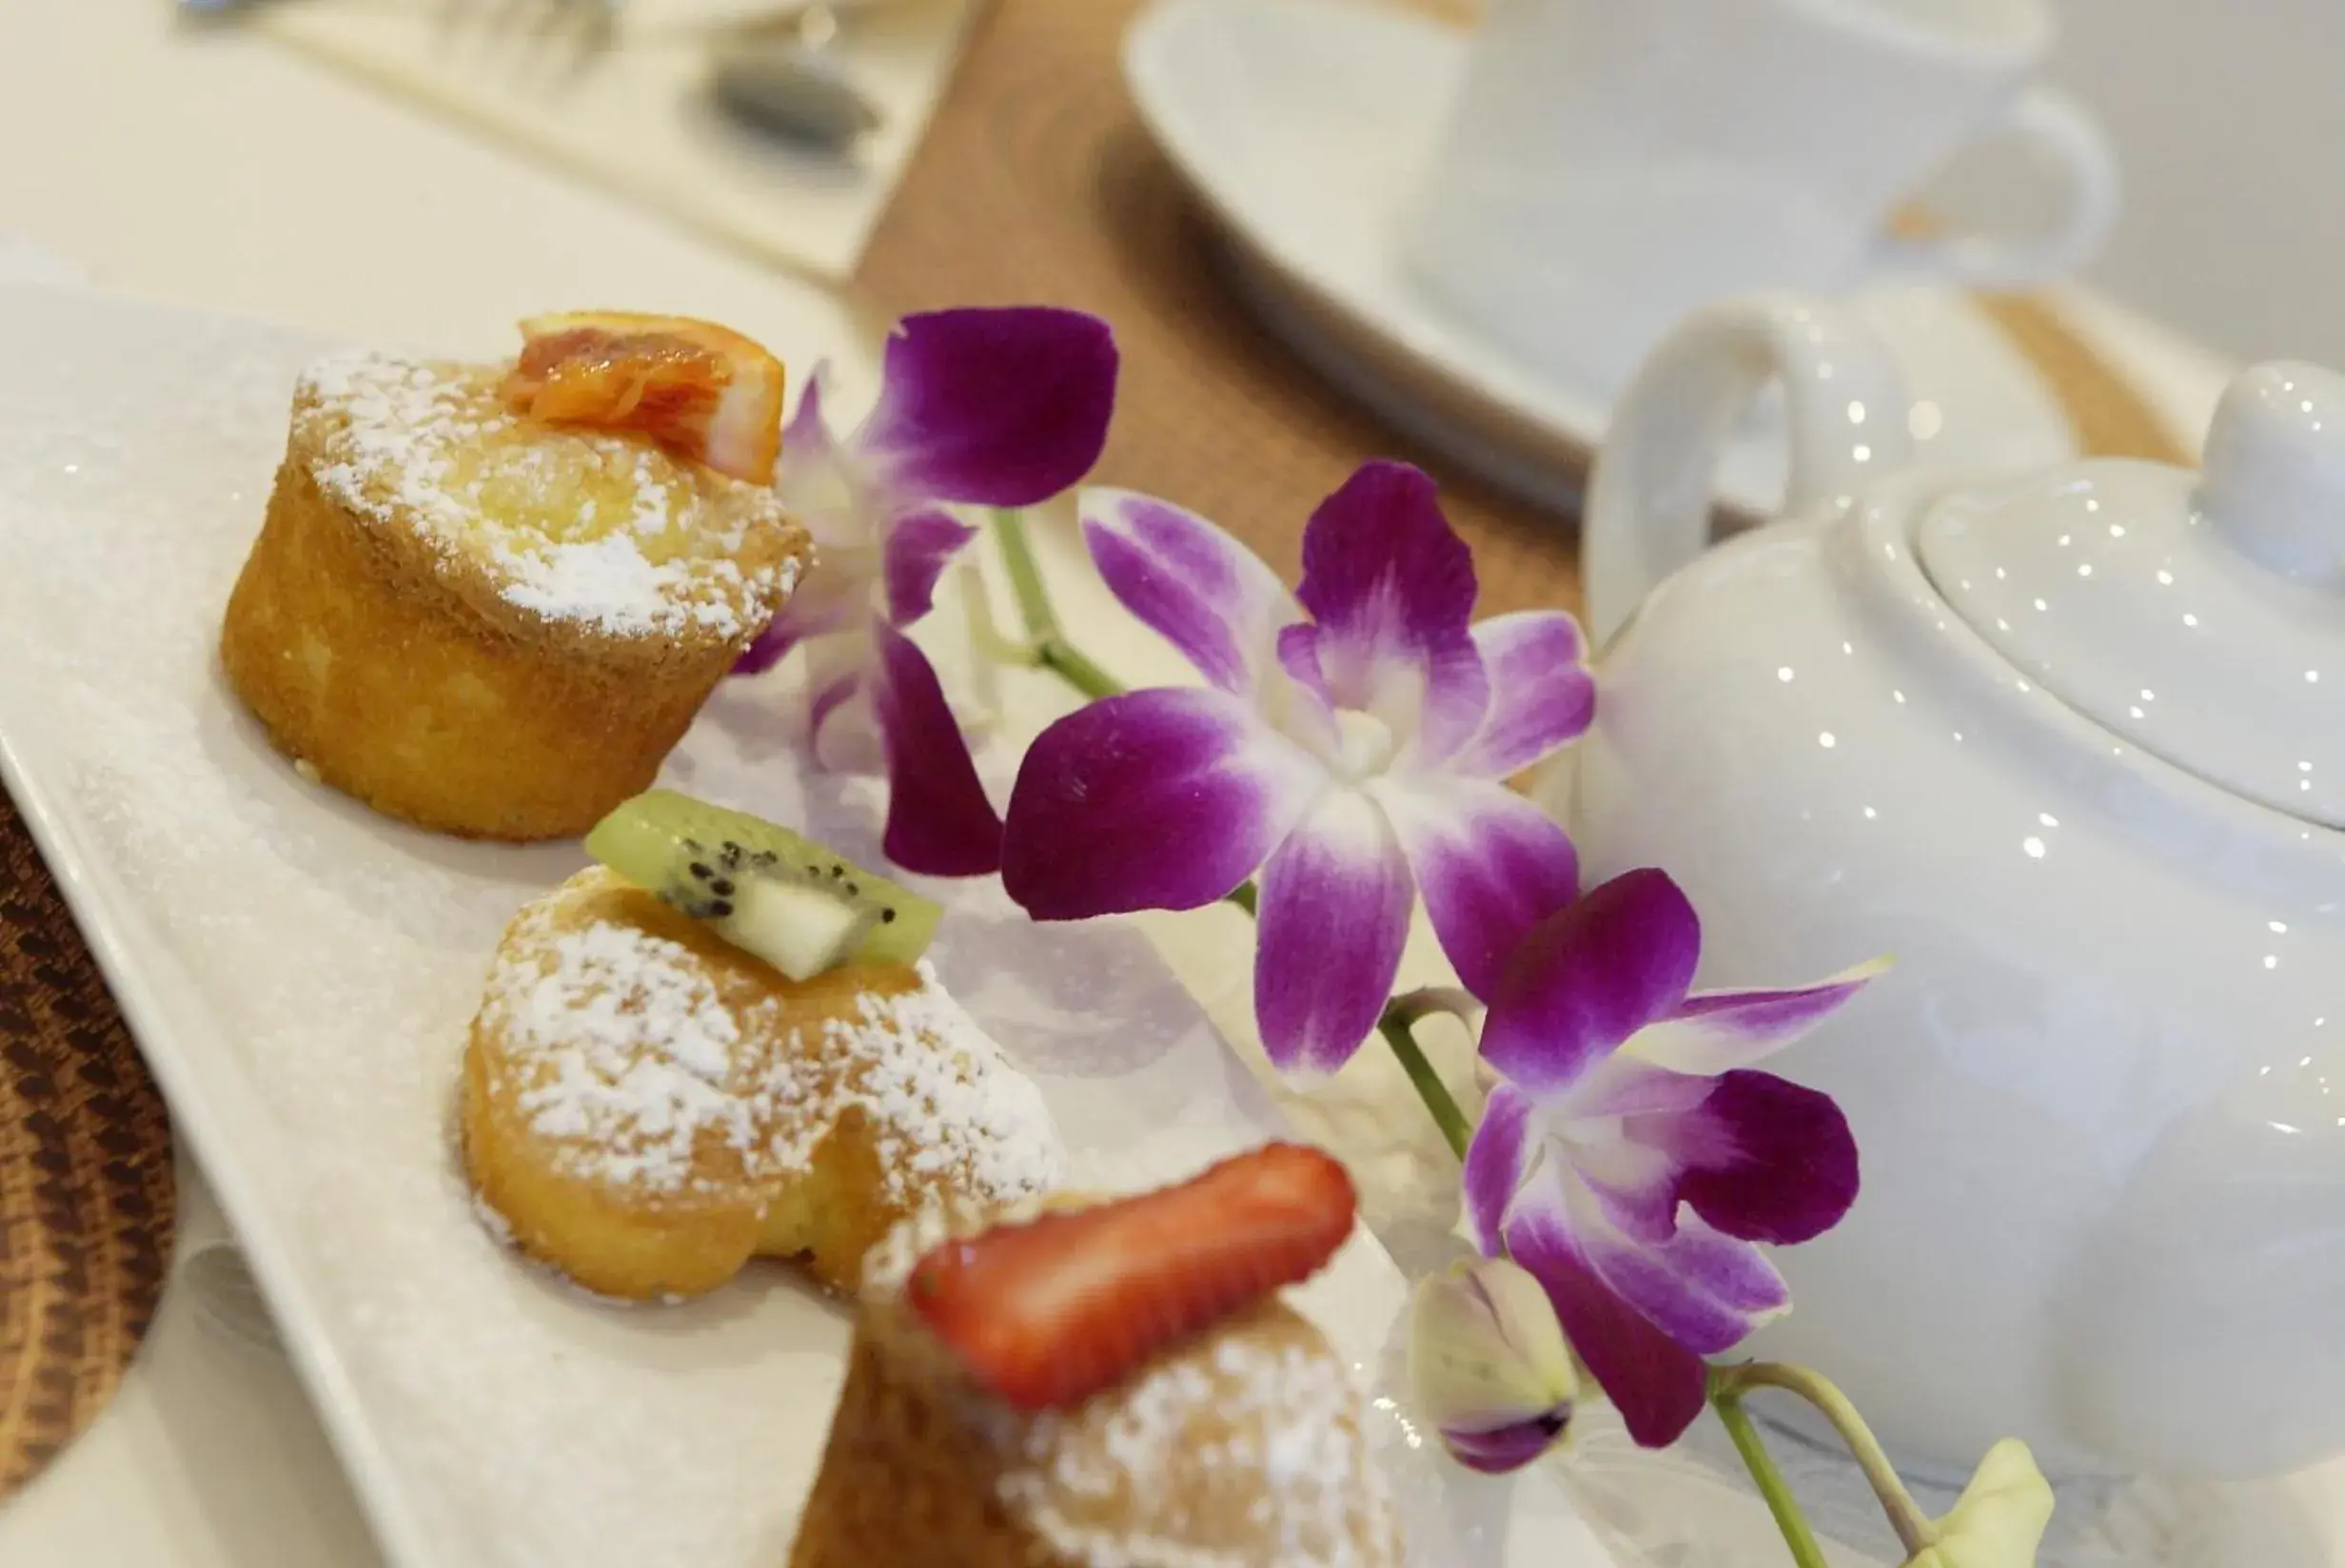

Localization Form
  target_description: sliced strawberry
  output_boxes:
[501,310,785,485]
[907,1142,1357,1411]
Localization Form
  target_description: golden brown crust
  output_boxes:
[791,1296,1404,1568]
[219,360,810,841]
[461,869,1063,1302]
[285,359,802,659]
[790,1323,1058,1568]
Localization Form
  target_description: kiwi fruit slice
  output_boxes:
[583,790,942,981]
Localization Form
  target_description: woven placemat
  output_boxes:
[0,782,176,1499]
[855,0,2185,619]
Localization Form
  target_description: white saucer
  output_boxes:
[1122,0,2080,519]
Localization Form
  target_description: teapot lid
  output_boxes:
[1917,362,2345,828]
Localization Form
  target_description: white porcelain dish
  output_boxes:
[1122,0,2081,520]
[0,283,1606,1567]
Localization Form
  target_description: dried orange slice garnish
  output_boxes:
[502,311,785,485]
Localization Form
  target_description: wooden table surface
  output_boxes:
[857,0,1596,619]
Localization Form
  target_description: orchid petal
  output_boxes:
[1631,960,1889,1076]
[1293,461,1488,765]
[1253,789,1413,1074]
[1480,869,1700,1098]
[781,365,832,471]
[1549,1064,1710,1245]
[1270,623,1344,756]
[1266,618,1360,759]
[1081,488,1296,696]
[1446,1417,1572,1475]
[1275,621,1330,702]
[1567,1182,1791,1355]
[1375,776,1579,1000]
[1002,687,1320,917]
[775,368,870,550]
[1581,1166,1682,1247]
[1567,1056,1722,1120]
[734,560,865,675]
[804,631,881,773]
[881,507,979,626]
[1504,1193,1708,1449]
[1654,1068,1861,1246]
[808,664,864,758]
[813,690,881,774]
[734,617,802,677]
[871,621,1002,876]
[1451,611,1596,778]
[858,308,1117,507]
[1462,1083,1536,1254]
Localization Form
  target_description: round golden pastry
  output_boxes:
[221,354,809,840]
[461,867,1064,1302]
[788,1208,1405,1568]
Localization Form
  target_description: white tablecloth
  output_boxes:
[0,4,2242,1564]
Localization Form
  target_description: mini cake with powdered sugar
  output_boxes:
[461,864,1065,1301]
[790,1145,1404,1568]
[221,313,807,840]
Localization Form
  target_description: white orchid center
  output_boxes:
[1331,707,1400,780]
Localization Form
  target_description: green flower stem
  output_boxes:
[989,508,1470,1158]
[1711,1384,1833,1568]
[994,506,1066,643]
[1374,1006,1473,1160]
[1712,1362,1937,1558]
[993,508,1122,702]
[1035,637,1121,703]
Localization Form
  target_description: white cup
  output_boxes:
[1401,0,2119,392]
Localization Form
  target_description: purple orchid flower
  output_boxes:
[734,307,1118,877]
[1463,869,1880,1448]
[999,461,1594,1072]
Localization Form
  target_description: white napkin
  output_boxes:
[618,0,908,37]
[254,0,977,284]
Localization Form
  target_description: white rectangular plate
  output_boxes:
[0,284,1606,1567]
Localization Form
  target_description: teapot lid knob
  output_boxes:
[2200,363,2345,586]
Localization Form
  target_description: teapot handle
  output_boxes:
[1584,295,1914,646]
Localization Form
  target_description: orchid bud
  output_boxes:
[1407,1255,1579,1473]
[1903,1440,2054,1568]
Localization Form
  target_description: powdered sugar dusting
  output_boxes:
[789,959,1064,1208]
[992,1327,1400,1568]
[475,876,1064,1208]
[297,352,798,642]
[477,885,779,1193]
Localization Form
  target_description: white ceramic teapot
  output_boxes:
[1542,295,2345,1484]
